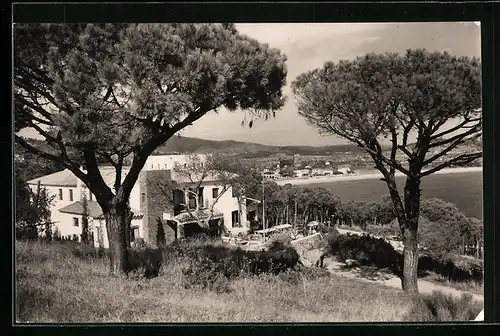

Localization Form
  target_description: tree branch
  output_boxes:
[82,147,114,203]
[15,135,90,187]
[430,117,481,143]
[428,123,481,149]
[16,94,54,125]
[420,152,482,177]
[389,126,398,176]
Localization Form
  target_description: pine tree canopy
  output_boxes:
[291,49,481,177]
[14,23,287,201]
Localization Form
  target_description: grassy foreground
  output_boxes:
[15,241,482,323]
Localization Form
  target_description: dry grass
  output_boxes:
[14,241,479,323]
[422,272,484,296]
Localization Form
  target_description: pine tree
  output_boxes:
[292,49,481,294]
[15,24,287,275]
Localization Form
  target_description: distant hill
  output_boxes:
[153,135,371,156]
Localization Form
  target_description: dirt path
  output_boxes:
[300,250,484,303]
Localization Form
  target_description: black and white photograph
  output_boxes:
[14,20,484,323]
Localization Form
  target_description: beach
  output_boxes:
[274,166,483,186]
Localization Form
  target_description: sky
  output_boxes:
[180,22,481,146]
[17,22,481,147]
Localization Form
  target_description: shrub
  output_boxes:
[365,224,400,239]
[418,253,483,284]
[182,258,234,293]
[165,239,302,292]
[128,245,163,279]
[71,244,107,260]
[131,238,147,249]
[266,232,292,251]
[316,223,337,234]
[404,291,482,321]
[327,233,402,275]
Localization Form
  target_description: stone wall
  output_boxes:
[139,170,175,246]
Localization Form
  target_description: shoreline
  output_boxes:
[274,166,483,186]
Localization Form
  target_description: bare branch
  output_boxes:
[430,117,481,142]
[15,135,90,187]
[420,152,482,178]
[389,125,398,176]
[429,123,481,149]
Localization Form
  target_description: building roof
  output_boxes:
[170,170,238,184]
[27,169,78,187]
[173,208,224,224]
[59,200,142,219]
[27,166,132,189]
[58,201,104,218]
[97,166,131,188]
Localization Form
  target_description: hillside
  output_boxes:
[153,135,369,156]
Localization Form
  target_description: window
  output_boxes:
[141,192,146,203]
[69,189,73,201]
[231,210,240,227]
[151,164,154,169]
[212,188,219,199]
[89,193,93,201]
[131,227,140,241]
[73,217,79,227]
[59,189,63,200]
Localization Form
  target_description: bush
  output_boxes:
[266,232,292,251]
[365,224,400,239]
[404,291,482,321]
[182,258,234,293]
[316,223,338,234]
[326,233,402,275]
[418,253,483,284]
[128,245,163,279]
[164,239,301,292]
[131,238,147,249]
[72,244,107,260]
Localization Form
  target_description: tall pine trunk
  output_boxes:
[104,199,133,276]
[400,176,421,295]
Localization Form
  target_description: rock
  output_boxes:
[345,259,359,267]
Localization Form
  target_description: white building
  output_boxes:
[337,167,353,175]
[293,169,310,178]
[26,154,255,248]
[262,169,280,180]
[311,168,335,176]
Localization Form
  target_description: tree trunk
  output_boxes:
[402,228,419,294]
[104,201,133,276]
[400,176,421,295]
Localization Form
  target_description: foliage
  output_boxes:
[163,239,301,292]
[266,232,293,251]
[81,193,90,244]
[419,198,481,254]
[327,233,403,275]
[15,142,66,181]
[156,218,166,247]
[72,244,107,260]
[128,245,164,279]
[404,291,482,322]
[15,174,55,240]
[418,253,483,284]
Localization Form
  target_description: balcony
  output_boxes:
[173,198,210,216]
